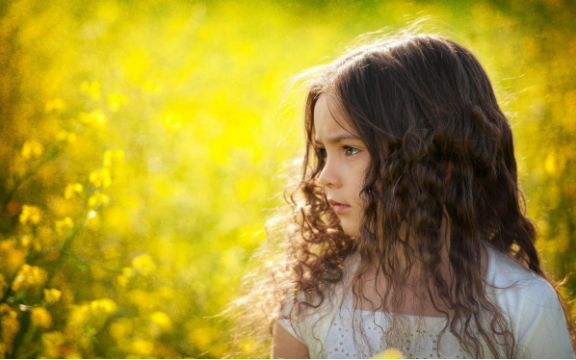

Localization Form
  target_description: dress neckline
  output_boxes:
[344,244,496,319]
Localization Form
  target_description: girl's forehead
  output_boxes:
[313,95,355,134]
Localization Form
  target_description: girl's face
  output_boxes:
[314,95,370,238]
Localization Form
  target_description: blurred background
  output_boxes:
[0,0,575,358]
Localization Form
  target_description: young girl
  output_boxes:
[242,33,576,359]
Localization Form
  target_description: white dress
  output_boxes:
[278,245,575,358]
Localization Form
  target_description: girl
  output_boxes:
[237,33,575,359]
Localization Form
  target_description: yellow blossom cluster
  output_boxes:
[150,311,172,330]
[131,254,156,276]
[21,140,44,160]
[11,264,48,292]
[372,348,405,359]
[19,205,42,225]
[103,149,124,167]
[20,235,41,252]
[117,254,156,287]
[56,130,77,143]
[31,307,52,329]
[0,240,25,275]
[45,98,65,113]
[108,93,128,112]
[89,298,117,315]
[80,109,107,127]
[0,304,20,355]
[40,331,65,358]
[64,183,84,200]
[55,217,74,235]
[80,80,101,100]
[65,298,118,350]
[67,299,117,329]
[89,168,111,188]
[88,192,110,208]
[44,288,62,304]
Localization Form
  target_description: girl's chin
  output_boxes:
[340,224,360,238]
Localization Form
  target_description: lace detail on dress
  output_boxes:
[324,309,471,359]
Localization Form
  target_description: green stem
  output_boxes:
[45,212,88,288]
[1,145,61,214]
[6,308,30,359]
[12,321,37,359]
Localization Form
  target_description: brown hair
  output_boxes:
[229,33,574,358]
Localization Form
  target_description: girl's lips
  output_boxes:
[328,200,351,214]
[333,204,351,214]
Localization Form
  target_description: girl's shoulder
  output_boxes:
[485,243,553,298]
[485,245,574,358]
[485,245,565,330]
[277,252,360,357]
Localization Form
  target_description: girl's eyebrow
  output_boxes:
[314,134,360,145]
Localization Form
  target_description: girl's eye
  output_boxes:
[316,146,360,158]
[343,146,360,156]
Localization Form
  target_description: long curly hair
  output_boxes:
[229,33,573,358]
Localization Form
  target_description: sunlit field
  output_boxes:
[0,0,575,358]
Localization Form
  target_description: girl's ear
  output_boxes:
[445,162,453,183]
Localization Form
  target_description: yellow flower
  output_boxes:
[132,339,153,357]
[56,130,76,143]
[108,93,128,112]
[20,235,31,248]
[88,192,110,208]
[150,311,172,331]
[55,217,74,235]
[67,304,90,330]
[372,348,405,359]
[80,109,107,127]
[21,140,44,160]
[41,331,65,358]
[31,307,52,329]
[89,168,111,188]
[80,80,101,100]
[44,288,62,304]
[545,152,556,174]
[45,98,65,113]
[1,304,20,352]
[11,264,48,291]
[103,150,124,167]
[0,240,25,274]
[110,318,133,339]
[19,205,42,225]
[189,326,216,349]
[131,254,156,276]
[65,183,84,200]
[89,299,117,316]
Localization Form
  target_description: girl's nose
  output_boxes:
[318,160,341,188]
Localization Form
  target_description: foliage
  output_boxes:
[0,0,574,358]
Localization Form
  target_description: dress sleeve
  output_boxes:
[515,279,574,359]
[277,305,302,343]
[276,288,308,346]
